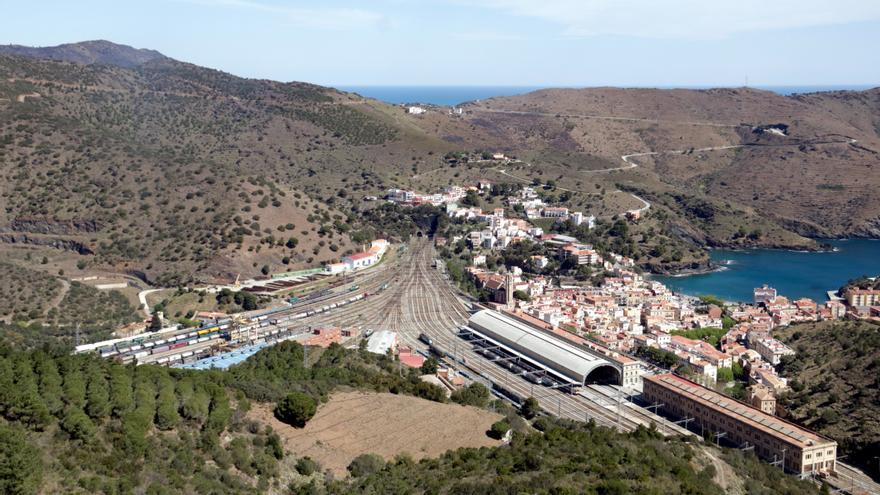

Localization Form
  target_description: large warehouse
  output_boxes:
[467,310,621,387]
[644,373,836,477]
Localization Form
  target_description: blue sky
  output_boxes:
[3,0,879,86]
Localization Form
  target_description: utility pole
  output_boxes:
[714,431,727,448]
[674,416,694,429]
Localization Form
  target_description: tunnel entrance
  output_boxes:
[585,365,620,385]
[416,231,424,237]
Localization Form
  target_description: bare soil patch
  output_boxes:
[249,391,503,476]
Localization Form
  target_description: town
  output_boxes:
[73,178,880,492]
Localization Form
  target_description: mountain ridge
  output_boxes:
[1,40,879,285]
[0,40,167,69]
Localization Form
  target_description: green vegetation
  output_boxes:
[520,396,540,420]
[274,392,317,428]
[0,339,454,494]
[450,382,490,408]
[487,420,510,440]
[419,357,439,375]
[0,346,276,494]
[309,416,820,494]
[698,294,726,308]
[226,341,448,405]
[635,346,679,369]
[215,288,261,312]
[347,453,386,477]
[0,262,60,322]
[775,320,880,479]
[0,274,140,348]
[671,327,727,347]
[295,456,321,476]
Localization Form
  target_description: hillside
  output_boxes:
[429,86,880,244]
[0,341,821,495]
[775,320,880,479]
[0,45,448,285]
[0,39,166,68]
[1,41,879,287]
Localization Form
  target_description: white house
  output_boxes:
[407,106,426,115]
[343,252,379,270]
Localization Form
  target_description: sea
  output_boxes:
[653,239,880,303]
[339,85,880,303]
[337,85,877,106]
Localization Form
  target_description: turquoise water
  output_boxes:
[336,85,877,106]
[654,240,880,303]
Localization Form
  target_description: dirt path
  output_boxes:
[248,391,502,477]
[698,446,740,493]
[42,278,70,318]
[470,107,743,128]
[15,92,41,103]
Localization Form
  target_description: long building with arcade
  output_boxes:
[643,373,837,477]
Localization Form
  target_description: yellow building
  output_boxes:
[644,373,836,477]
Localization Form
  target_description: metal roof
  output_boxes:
[650,374,833,449]
[468,310,615,385]
[366,330,397,355]
[174,342,269,370]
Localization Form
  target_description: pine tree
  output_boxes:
[154,376,180,430]
[85,364,110,420]
[34,357,64,416]
[109,366,134,418]
[0,424,43,495]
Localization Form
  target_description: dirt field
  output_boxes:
[249,391,503,476]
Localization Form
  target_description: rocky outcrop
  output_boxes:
[0,233,94,254]
[5,217,104,235]
[850,217,880,238]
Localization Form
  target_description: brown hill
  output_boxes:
[432,86,880,240]
[1,41,879,286]
[0,40,166,68]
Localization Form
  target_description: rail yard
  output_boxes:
[78,238,690,436]
[73,237,880,492]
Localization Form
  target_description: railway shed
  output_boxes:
[466,310,621,387]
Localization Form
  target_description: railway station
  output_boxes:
[464,309,624,390]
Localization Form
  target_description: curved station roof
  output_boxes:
[468,310,616,385]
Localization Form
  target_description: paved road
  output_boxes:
[137,288,164,316]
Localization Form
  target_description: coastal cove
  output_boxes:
[653,239,880,303]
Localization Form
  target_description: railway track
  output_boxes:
[373,238,693,434]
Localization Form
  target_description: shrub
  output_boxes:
[347,453,385,477]
[488,420,510,440]
[295,457,320,476]
[274,392,317,428]
[520,397,540,420]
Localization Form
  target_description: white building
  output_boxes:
[542,207,570,218]
[753,338,795,366]
[407,106,426,115]
[324,262,347,275]
[344,252,379,270]
[367,330,398,355]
